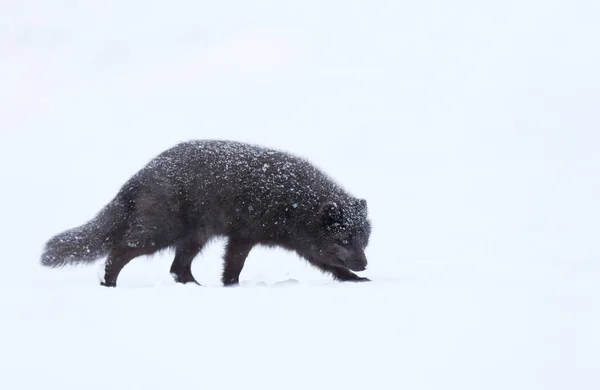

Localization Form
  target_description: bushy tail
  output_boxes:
[41,199,127,267]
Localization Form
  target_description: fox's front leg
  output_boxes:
[221,238,254,286]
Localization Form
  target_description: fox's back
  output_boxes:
[145,140,345,205]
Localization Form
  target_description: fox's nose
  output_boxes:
[347,261,366,272]
[359,253,368,270]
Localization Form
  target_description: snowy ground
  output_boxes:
[1,1,599,389]
[2,267,597,390]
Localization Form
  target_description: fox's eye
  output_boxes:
[342,239,349,245]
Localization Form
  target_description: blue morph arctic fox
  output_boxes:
[41,140,371,287]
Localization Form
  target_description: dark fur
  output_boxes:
[41,140,372,287]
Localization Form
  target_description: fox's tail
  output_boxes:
[41,199,127,267]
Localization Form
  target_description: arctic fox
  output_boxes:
[41,140,371,287]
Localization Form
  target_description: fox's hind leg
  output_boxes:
[221,238,253,286]
[170,238,206,285]
[101,246,157,287]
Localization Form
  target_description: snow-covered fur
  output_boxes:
[41,140,372,287]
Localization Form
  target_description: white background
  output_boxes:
[0,1,598,389]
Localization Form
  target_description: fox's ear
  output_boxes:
[320,201,344,227]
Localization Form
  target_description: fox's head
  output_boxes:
[307,198,371,272]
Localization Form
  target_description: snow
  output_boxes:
[1,1,599,389]
[1,269,597,389]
